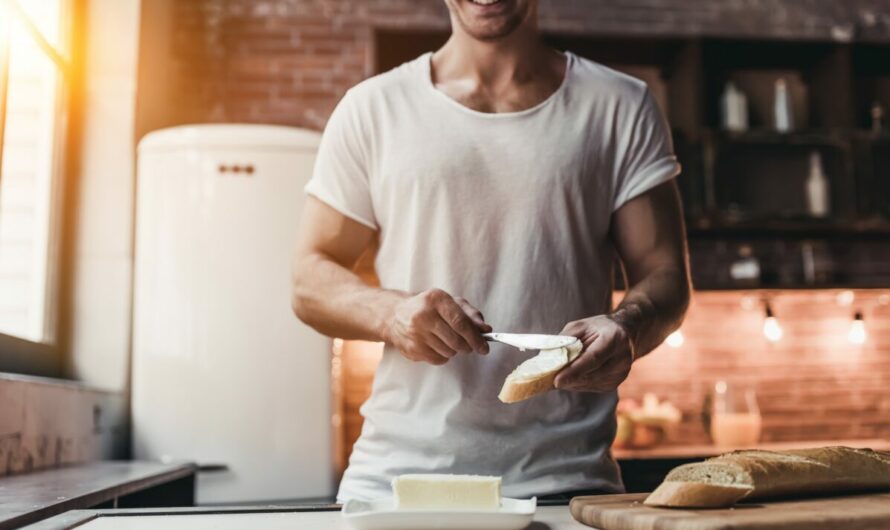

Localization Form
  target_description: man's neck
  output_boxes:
[433,24,556,90]
[429,26,566,114]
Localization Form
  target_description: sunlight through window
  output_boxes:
[0,0,68,342]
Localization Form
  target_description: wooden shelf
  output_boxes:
[686,216,890,239]
[852,130,890,141]
[707,129,850,147]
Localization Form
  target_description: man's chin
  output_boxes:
[451,0,528,41]
[465,25,520,42]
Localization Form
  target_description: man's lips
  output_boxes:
[466,0,509,13]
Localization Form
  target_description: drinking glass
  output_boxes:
[709,380,762,448]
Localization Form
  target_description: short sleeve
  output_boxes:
[304,90,378,229]
[612,89,681,212]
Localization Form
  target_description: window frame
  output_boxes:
[0,0,74,377]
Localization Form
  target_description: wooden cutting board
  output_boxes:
[570,492,890,530]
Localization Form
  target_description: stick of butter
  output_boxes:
[392,474,501,510]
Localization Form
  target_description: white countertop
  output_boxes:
[65,506,592,530]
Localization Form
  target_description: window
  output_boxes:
[0,0,69,344]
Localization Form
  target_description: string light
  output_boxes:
[763,302,783,342]
[665,330,685,348]
[836,290,855,307]
[740,295,757,311]
[848,311,867,345]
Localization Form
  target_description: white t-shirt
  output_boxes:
[305,51,680,502]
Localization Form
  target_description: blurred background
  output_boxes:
[1,0,889,508]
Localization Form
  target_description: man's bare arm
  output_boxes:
[609,179,691,357]
[291,196,393,341]
[554,181,691,392]
[292,197,491,365]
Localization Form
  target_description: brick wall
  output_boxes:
[336,289,890,464]
[621,290,890,444]
[166,0,890,131]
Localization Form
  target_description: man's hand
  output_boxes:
[385,288,492,365]
[553,315,635,393]
[291,199,496,362]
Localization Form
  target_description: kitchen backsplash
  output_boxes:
[620,290,890,444]
[336,289,890,468]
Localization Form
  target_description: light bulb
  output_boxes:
[763,317,783,342]
[665,330,685,348]
[763,302,783,342]
[848,312,867,345]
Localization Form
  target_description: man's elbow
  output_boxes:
[290,286,310,323]
[290,260,315,325]
[673,269,692,325]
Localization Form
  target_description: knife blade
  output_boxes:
[483,332,579,351]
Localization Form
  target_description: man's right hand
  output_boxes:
[385,288,492,365]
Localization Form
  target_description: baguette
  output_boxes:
[645,446,890,508]
[643,481,753,508]
[498,340,582,403]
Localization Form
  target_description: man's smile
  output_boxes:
[466,0,510,13]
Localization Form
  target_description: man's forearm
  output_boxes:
[291,251,405,342]
[292,251,491,363]
[608,265,690,360]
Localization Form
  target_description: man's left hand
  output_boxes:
[553,315,635,393]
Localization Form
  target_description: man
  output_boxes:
[292,0,690,502]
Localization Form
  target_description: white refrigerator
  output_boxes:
[132,124,333,503]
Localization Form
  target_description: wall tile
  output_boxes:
[0,376,126,477]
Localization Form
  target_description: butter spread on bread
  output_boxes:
[498,340,582,403]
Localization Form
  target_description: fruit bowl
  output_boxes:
[613,394,681,449]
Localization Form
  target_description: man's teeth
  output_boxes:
[470,0,502,5]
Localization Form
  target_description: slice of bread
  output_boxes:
[644,446,890,508]
[498,340,582,403]
[643,481,753,508]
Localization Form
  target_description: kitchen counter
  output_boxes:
[0,461,196,530]
[25,505,591,529]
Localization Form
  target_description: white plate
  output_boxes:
[342,497,537,530]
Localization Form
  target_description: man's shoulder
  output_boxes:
[344,54,427,103]
[568,53,649,102]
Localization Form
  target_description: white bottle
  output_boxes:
[721,82,749,132]
[872,102,885,133]
[774,78,793,132]
[806,151,830,217]
[730,245,760,287]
